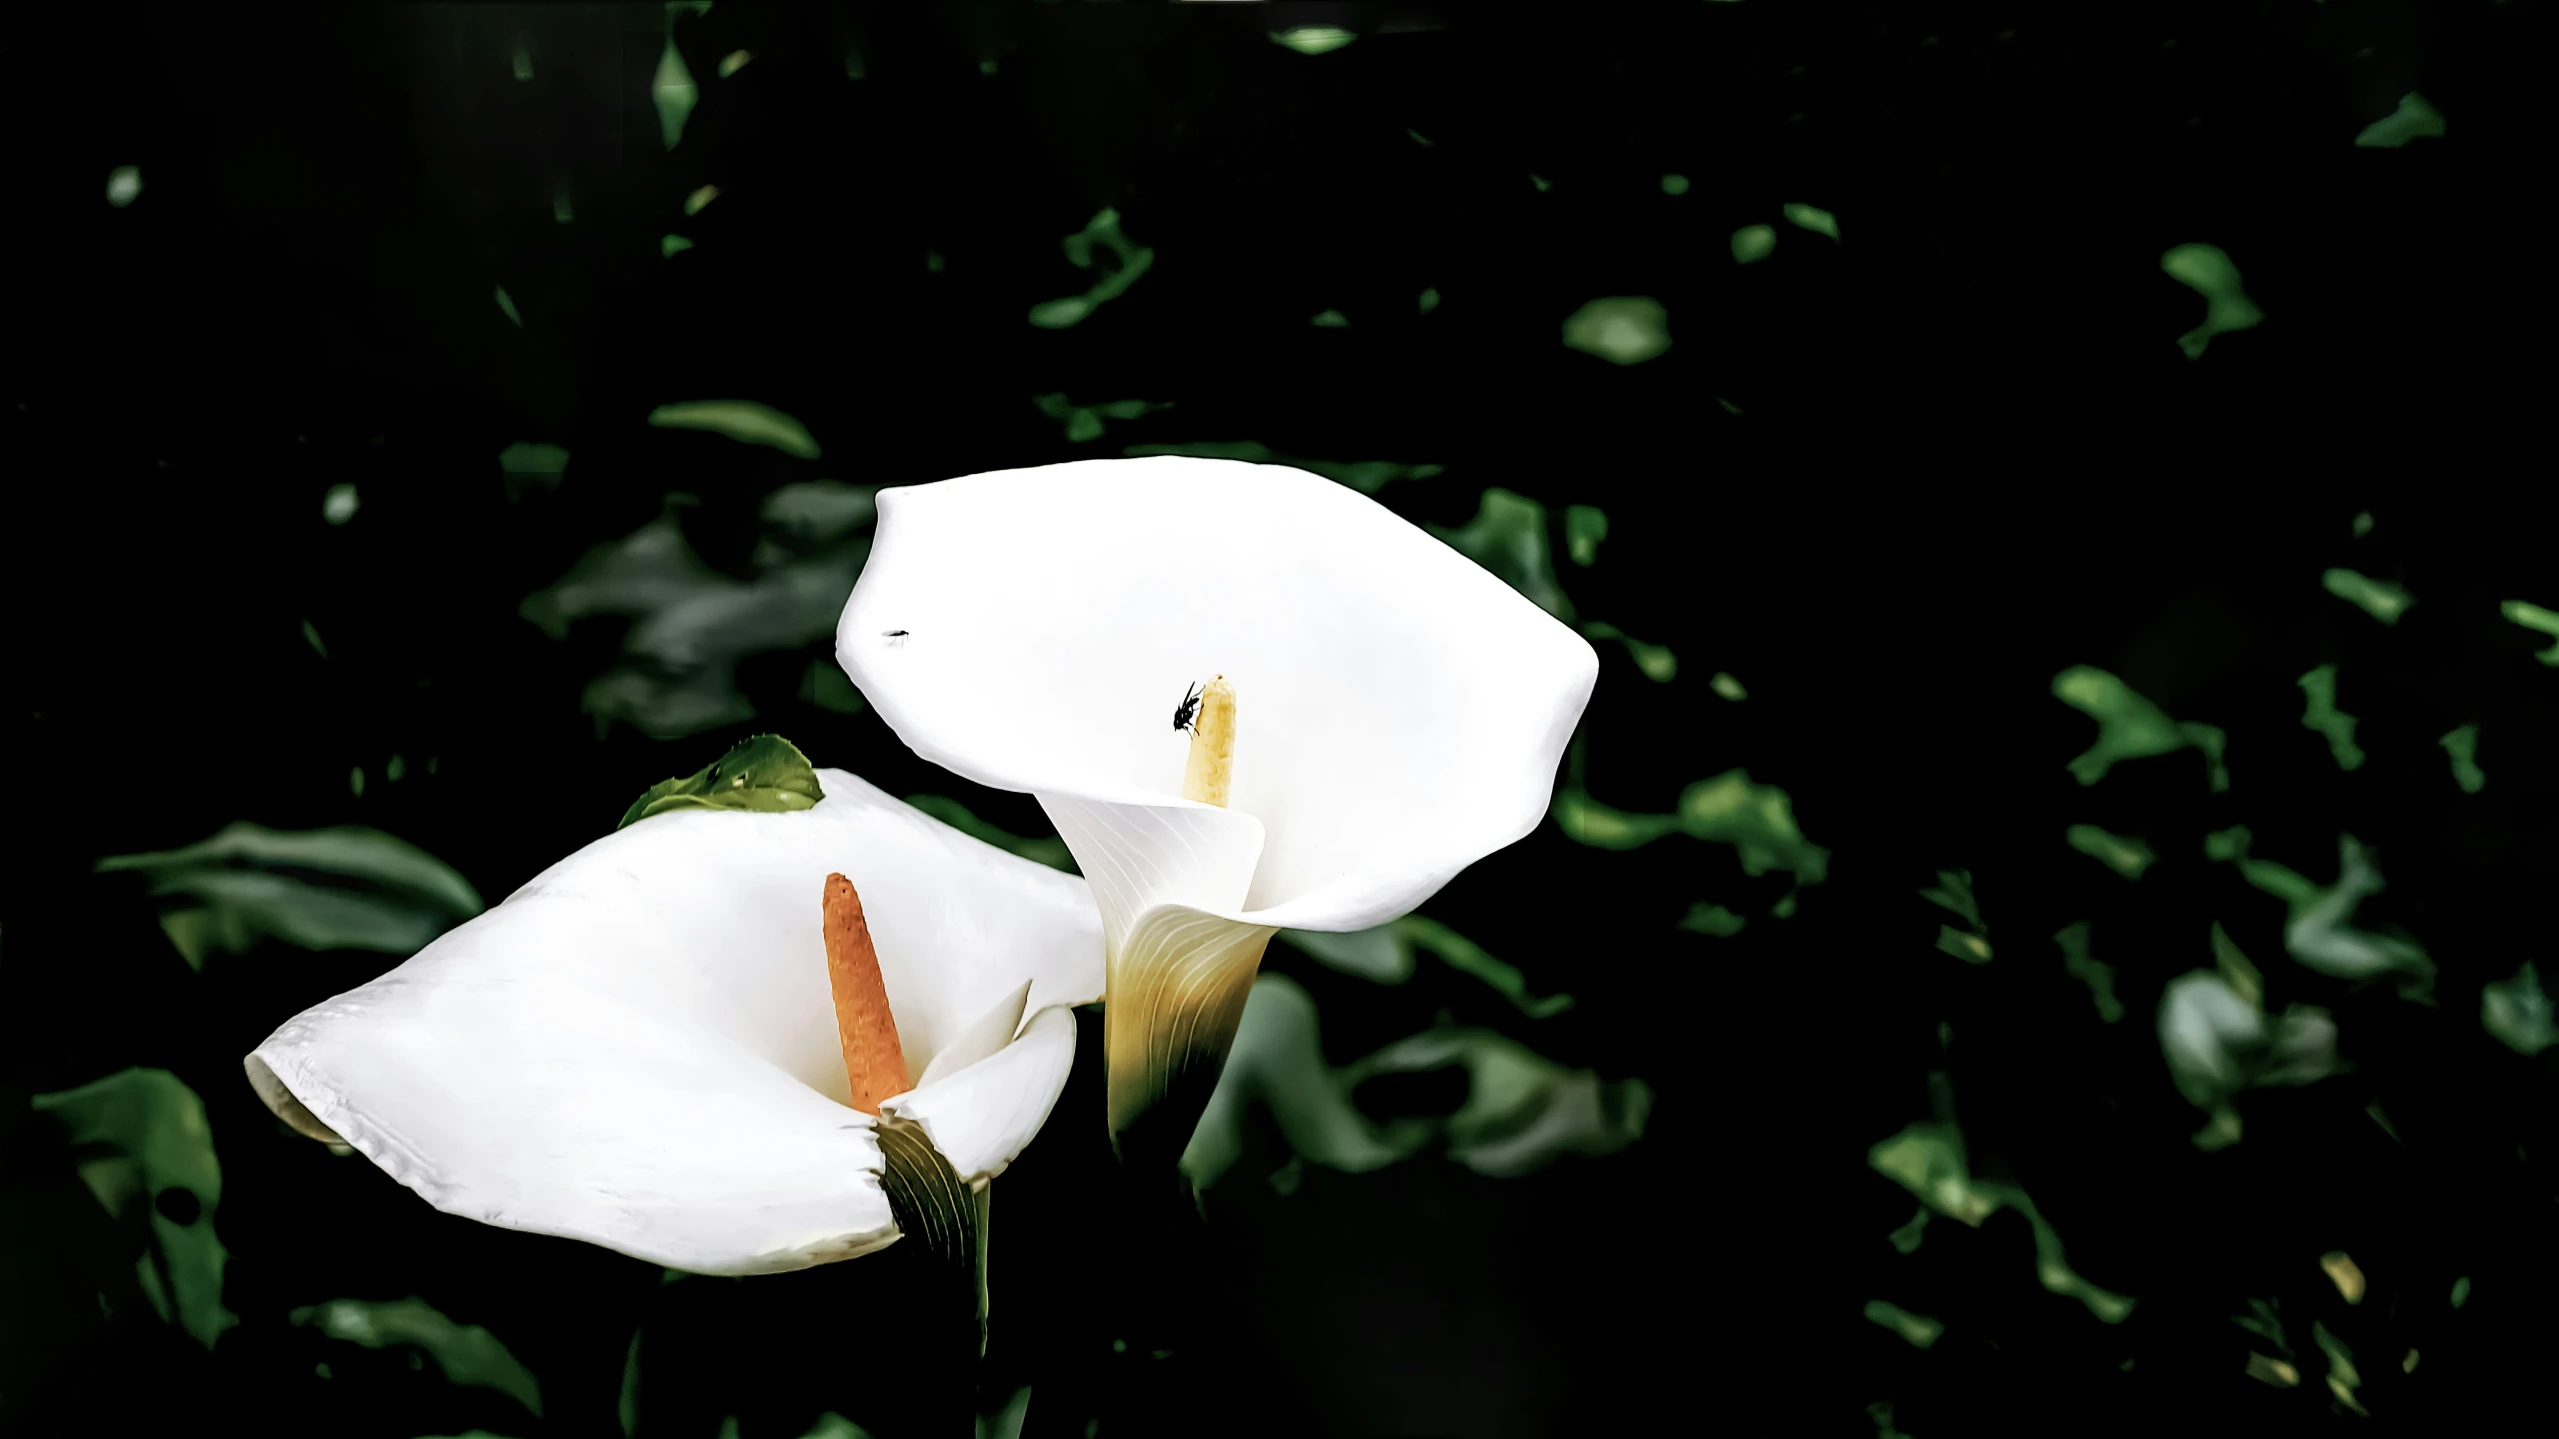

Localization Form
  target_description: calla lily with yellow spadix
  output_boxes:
[243,769,1104,1276]
[835,456,1600,1142]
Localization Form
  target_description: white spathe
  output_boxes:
[836,456,1599,1133]
[243,770,1105,1276]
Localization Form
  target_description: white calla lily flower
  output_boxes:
[244,769,1104,1276]
[836,456,1599,1140]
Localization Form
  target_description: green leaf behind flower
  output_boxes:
[289,1296,542,1416]
[97,824,482,969]
[32,1068,236,1348]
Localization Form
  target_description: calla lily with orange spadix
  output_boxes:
[835,456,1600,1143]
[243,768,1104,1276]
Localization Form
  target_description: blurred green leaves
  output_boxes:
[1865,1300,1942,1349]
[290,1297,542,1417]
[1868,1107,2134,1321]
[1560,296,1671,366]
[1558,759,1831,909]
[1029,208,1153,329]
[1184,974,1646,1191]
[97,823,483,970]
[2282,834,2432,984]
[1120,440,1444,496]
[2322,568,2412,625]
[2500,598,2559,664]
[1731,225,1776,264]
[654,26,699,150]
[1271,27,1357,57]
[647,401,821,460]
[2052,665,2229,790]
[106,164,143,207]
[901,795,1073,872]
[2354,93,2446,149]
[1347,1027,1649,1178]
[2482,963,2554,1056]
[2160,242,2263,360]
[2297,664,2365,770]
[522,487,870,739]
[2054,922,2124,1022]
[32,1068,235,1348]
[2065,824,2154,880]
[1921,869,1991,963]
[2440,724,2485,793]
[1783,202,1840,241]
[1581,621,1676,681]
[617,733,824,830]
[1184,976,1430,1191]
[1277,915,1570,1017]
[1564,505,1607,566]
[1033,393,1170,445]
[1428,488,1572,619]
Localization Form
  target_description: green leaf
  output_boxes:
[1560,296,1671,366]
[2284,834,2432,982]
[97,824,482,969]
[2065,824,2155,879]
[1342,1024,1650,1179]
[618,734,825,831]
[1936,925,1993,964]
[1582,620,1676,681]
[2052,666,2225,789]
[2297,664,2366,770]
[1917,869,1982,930]
[1676,903,1746,937]
[2054,923,2124,1023]
[1276,926,1413,983]
[2161,242,2264,359]
[32,1068,236,1348]
[1864,1300,1942,1349]
[1563,504,1608,566]
[1428,488,1575,619]
[900,795,1073,871]
[646,400,821,459]
[2322,567,2414,625]
[2482,962,2557,1056]
[1731,225,1776,265]
[2500,599,2559,665]
[1395,914,1573,1018]
[1555,767,1830,894]
[1868,1115,2133,1321]
[1029,207,1154,328]
[1679,771,1830,883]
[653,33,697,150]
[493,286,522,328]
[1184,975,1433,1192]
[2353,92,2446,149]
[1710,671,1747,701]
[761,480,877,543]
[1782,202,1840,241]
[2440,724,2486,793]
[289,1297,542,1416]
[1270,26,1357,55]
